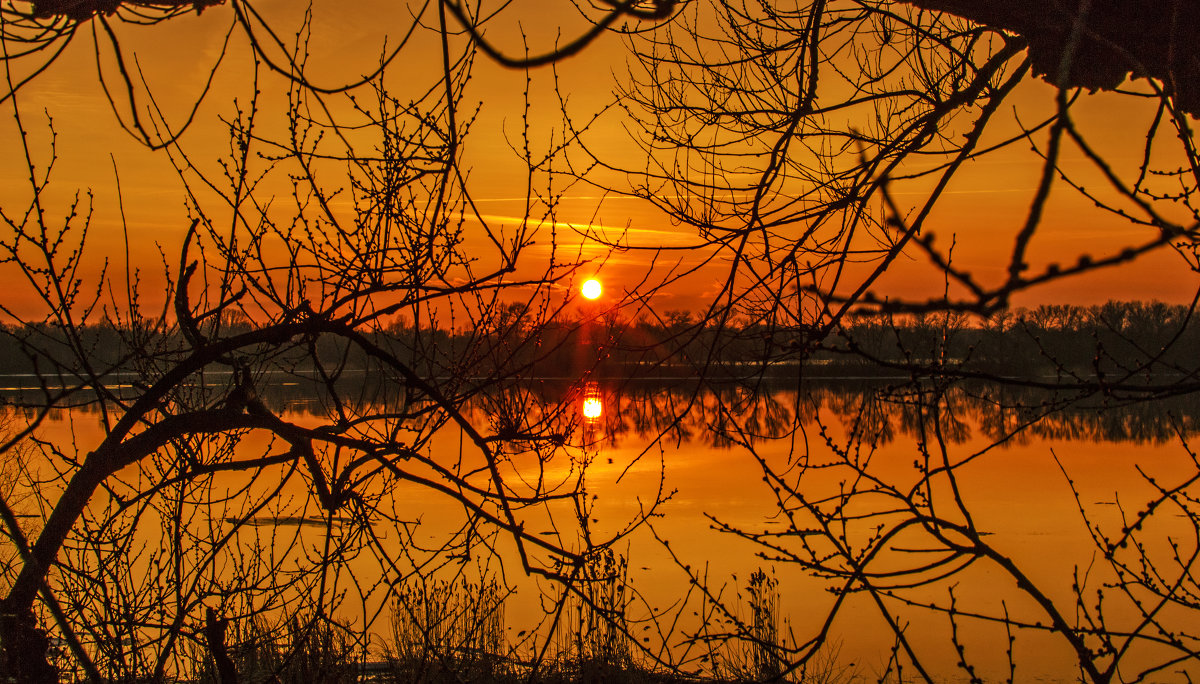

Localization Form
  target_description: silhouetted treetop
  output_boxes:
[30,0,221,20]
[904,0,1200,116]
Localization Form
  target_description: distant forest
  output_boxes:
[0,299,1194,383]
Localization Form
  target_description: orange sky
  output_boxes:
[1,1,1196,323]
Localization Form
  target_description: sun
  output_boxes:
[581,278,602,300]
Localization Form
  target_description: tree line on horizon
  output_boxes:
[2,298,1194,384]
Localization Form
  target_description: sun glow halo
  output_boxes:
[581,278,602,300]
[582,397,603,420]
[582,382,603,421]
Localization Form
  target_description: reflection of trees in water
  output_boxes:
[29,377,1198,449]
[559,382,803,451]
[540,381,1200,449]
[958,385,1200,444]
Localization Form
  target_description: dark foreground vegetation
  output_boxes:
[48,561,833,684]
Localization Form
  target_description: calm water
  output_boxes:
[9,377,1200,681]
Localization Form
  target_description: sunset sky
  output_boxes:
[1,1,1195,322]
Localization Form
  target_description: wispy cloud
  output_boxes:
[463,212,702,247]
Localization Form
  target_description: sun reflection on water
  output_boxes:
[581,383,603,421]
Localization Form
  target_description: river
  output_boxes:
[6,376,1200,681]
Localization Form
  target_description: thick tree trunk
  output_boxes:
[205,607,239,684]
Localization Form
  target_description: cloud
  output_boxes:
[461,212,703,248]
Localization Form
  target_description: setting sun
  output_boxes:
[581,278,602,300]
